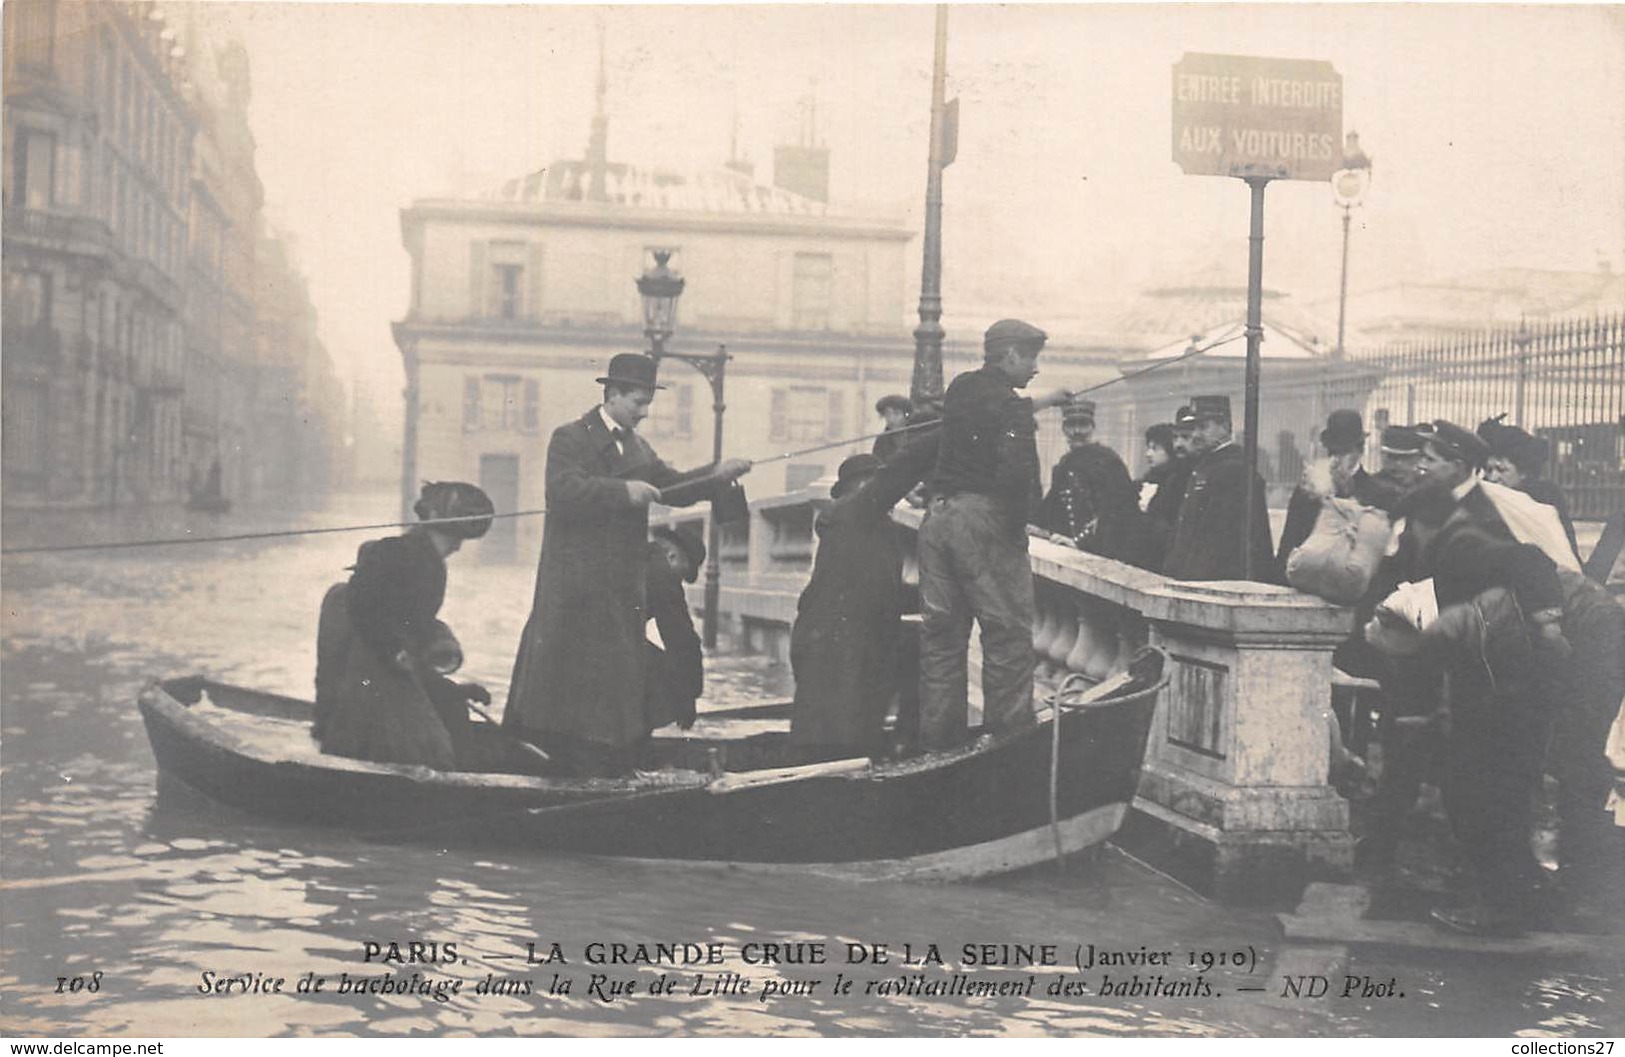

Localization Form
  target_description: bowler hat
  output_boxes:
[595,353,666,390]
[1319,409,1367,454]
[1189,395,1231,423]
[833,453,884,499]
[1379,425,1425,455]
[1062,399,1097,424]
[983,318,1048,352]
[651,526,706,583]
[1419,420,1489,469]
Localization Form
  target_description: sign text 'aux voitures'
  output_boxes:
[1172,53,1343,181]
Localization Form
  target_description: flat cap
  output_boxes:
[983,318,1048,351]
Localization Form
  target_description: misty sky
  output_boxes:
[212,3,1625,410]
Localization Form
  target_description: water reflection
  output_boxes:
[2,492,1620,1036]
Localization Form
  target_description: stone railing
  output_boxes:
[654,488,1357,902]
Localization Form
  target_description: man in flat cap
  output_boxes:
[1039,398,1140,561]
[917,318,1076,749]
[1162,395,1273,581]
[506,353,752,777]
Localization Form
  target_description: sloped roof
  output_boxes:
[484,159,831,217]
[1139,317,1329,361]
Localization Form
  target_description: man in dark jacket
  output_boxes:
[1039,399,1140,562]
[505,354,751,777]
[791,429,941,760]
[643,526,706,738]
[1162,395,1273,581]
[917,319,1074,750]
[871,394,914,464]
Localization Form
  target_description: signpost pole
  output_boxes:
[1241,176,1269,582]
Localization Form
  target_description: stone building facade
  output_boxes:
[1,0,342,510]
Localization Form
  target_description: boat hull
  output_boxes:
[138,671,1160,879]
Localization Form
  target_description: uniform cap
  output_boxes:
[1419,420,1490,469]
[1189,395,1231,422]
[1379,425,1425,455]
[1062,398,1097,424]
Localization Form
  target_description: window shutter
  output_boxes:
[468,240,487,319]
[523,379,539,432]
[463,376,481,432]
[826,389,844,441]
[527,242,545,321]
[769,388,787,443]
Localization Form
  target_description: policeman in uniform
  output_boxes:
[1039,398,1139,561]
[1162,395,1273,581]
[917,319,1074,750]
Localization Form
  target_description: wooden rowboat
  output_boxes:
[137,651,1165,880]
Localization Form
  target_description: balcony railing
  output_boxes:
[4,209,116,254]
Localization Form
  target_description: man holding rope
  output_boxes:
[504,353,751,777]
[917,319,1076,750]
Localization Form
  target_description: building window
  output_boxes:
[791,253,833,330]
[3,270,52,327]
[13,128,55,209]
[3,384,50,483]
[12,0,56,71]
[485,241,529,320]
[480,375,521,431]
[463,376,481,432]
[769,385,842,443]
[647,383,693,439]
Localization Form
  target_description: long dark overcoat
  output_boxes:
[505,409,713,749]
[790,433,938,756]
[1162,443,1274,582]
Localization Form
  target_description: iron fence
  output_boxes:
[1039,312,1625,520]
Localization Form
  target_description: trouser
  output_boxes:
[1363,655,1444,856]
[1549,601,1625,894]
[917,493,1037,750]
[1442,674,1549,918]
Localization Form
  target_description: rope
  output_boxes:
[3,336,1238,556]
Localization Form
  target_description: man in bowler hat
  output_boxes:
[1162,395,1273,581]
[505,353,751,777]
[1274,409,1390,579]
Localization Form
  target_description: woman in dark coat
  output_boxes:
[314,482,495,770]
[790,430,940,759]
[1479,415,1580,559]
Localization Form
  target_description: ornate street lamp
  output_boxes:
[637,249,731,649]
[1331,131,1373,360]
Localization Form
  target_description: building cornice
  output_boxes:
[400,198,914,244]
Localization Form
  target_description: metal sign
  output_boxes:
[1172,53,1343,181]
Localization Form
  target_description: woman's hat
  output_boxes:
[595,353,666,390]
[1319,409,1367,454]
[1477,414,1548,470]
[832,453,884,499]
[414,481,494,539]
[651,526,706,583]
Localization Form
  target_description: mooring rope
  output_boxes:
[2,334,1238,557]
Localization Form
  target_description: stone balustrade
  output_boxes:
[654,488,1358,902]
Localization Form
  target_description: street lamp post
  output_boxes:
[1331,131,1373,360]
[637,249,730,649]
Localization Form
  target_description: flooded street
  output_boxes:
[2,491,1619,1038]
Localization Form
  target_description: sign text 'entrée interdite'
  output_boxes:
[1172,53,1343,181]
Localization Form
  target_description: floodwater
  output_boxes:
[1,490,1618,1037]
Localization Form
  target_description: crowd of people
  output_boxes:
[308,325,1621,938]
